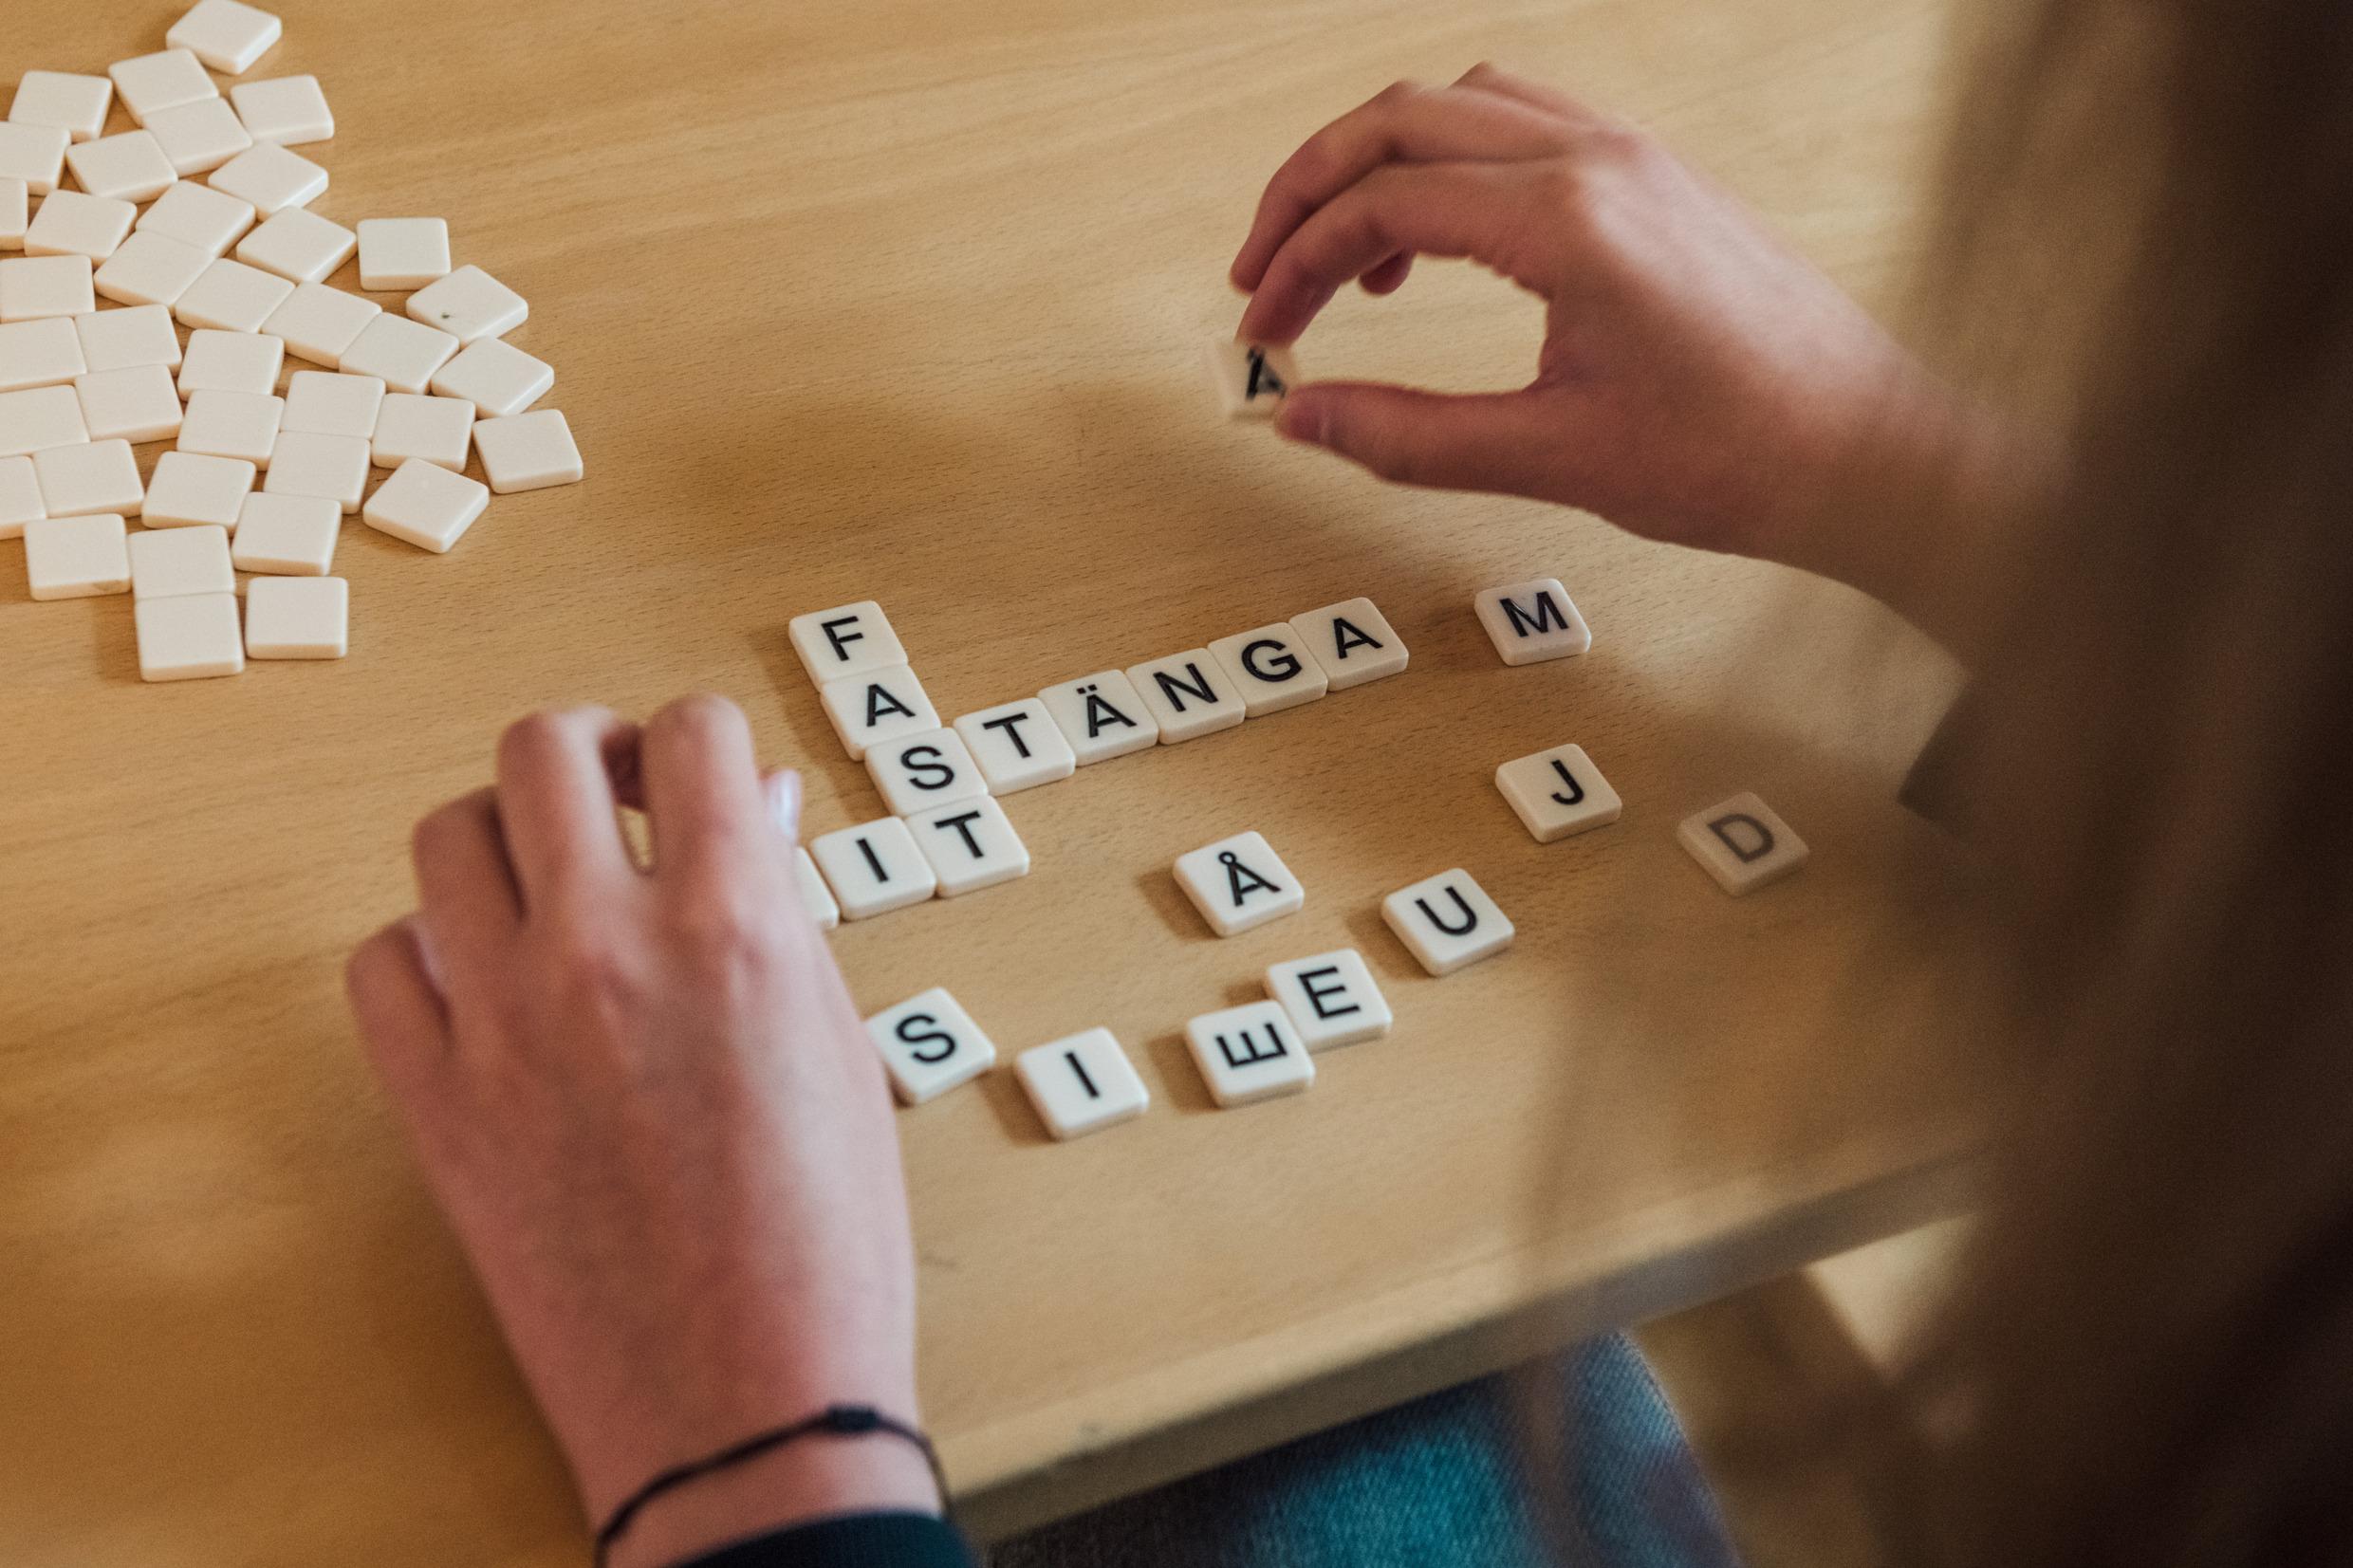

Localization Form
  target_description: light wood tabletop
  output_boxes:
[1,0,1983,1560]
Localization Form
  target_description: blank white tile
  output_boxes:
[360,457,486,553]
[9,72,114,143]
[234,205,352,284]
[168,0,284,75]
[144,98,253,176]
[807,817,936,920]
[0,122,69,196]
[866,728,989,817]
[1,176,22,250]
[864,987,995,1105]
[905,797,1029,896]
[244,573,344,657]
[110,52,220,126]
[473,408,581,492]
[355,217,448,291]
[177,388,282,466]
[1265,949,1392,1052]
[1475,578,1591,666]
[145,450,254,528]
[1037,670,1158,764]
[173,256,292,332]
[66,132,176,204]
[405,264,525,342]
[24,512,130,599]
[207,143,324,215]
[76,363,183,442]
[130,522,233,598]
[954,698,1075,795]
[1381,868,1514,976]
[281,369,382,436]
[1175,830,1305,937]
[790,600,906,684]
[1207,621,1328,717]
[263,430,368,512]
[1290,597,1408,691]
[0,383,88,455]
[1496,744,1621,843]
[0,316,85,391]
[337,312,455,394]
[75,304,181,372]
[35,438,143,518]
[229,75,331,145]
[1185,1001,1314,1107]
[1206,337,1296,420]
[134,590,243,679]
[23,191,136,262]
[176,326,283,396]
[138,180,254,257]
[231,489,335,570]
[818,664,937,761]
[94,231,212,306]
[791,847,840,932]
[262,280,379,366]
[1127,649,1247,743]
[1016,1029,1150,1140]
[1,255,95,320]
[430,335,550,417]
[0,452,43,537]
[370,391,472,470]
[1677,792,1809,895]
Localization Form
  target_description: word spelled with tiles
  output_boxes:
[3,3,581,682]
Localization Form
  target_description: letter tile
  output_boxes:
[234,206,354,284]
[1016,1028,1149,1140]
[906,797,1028,896]
[431,336,551,417]
[1037,669,1158,764]
[1206,337,1297,419]
[1174,829,1304,937]
[953,698,1075,794]
[107,51,218,128]
[23,191,135,263]
[144,98,253,177]
[1475,577,1591,665]
[0,123,69,198]
[1184,1001,1313,1107]
[231,490,336,570]
[818,663,937,761]
[166,1,284,76]
[263,430,368,512]
[1207,621,1328,716]
[137,182,256,258]
[789,599,905,684]
[0,383,89,456]
[228,75,331,146]
[280,369,383,438]
[0,317,86,393]
[94,231,213,308]
[1494,744,1621,843]
[807,816,936,919]
[177,326,284,397]
[261,280,380,367]
[75,304,182,373]
[405,264,526,344]
[866,987,997,1105]
[370,392,473,470]
[173,257,293,333]
[792,847,840,932]
[243,574,344,658]
[1289,596,1408,691]
[133,590,242,679]
[355,217,449,291]
[1127,648,1246,743]
[360,459,488,551]
[9,72,114,144]
[24,512,130,599]
[1677,791,1809,895]
[176,388,284,467]
[34,438,142,518]
[146,452,256,529]
[0,254,95,321]
[77,363,184,442]
[1265,949,1392,1052]
[1381,868,1514,976]
[129,523,233,599]
[867,728,987,817]
[472,408,581,492]
[0,454,43,539]
[206,143,326,216]
[65,132,176,204]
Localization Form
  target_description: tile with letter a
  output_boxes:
[1678,791,1809,895]
[1289,597,1408,691]
[1265,948,1393,1052]
[791,847,840,932]
[807,816,936,919]
[1207,337,1297,420]
[1127,649,1246,744]
[865,987,996,1105]
[819,663,937,761]
[1037,669,1158,764]
[867,728,988,818]
[906,797,1029,896]
[954,698,1075,795]
[789,599,905,684]
[1185,1001,1314,1107]
[1208,622,1328,717]
[1017,1029,1150,1141]
[1174,830,1304,937]
[1475,577,1592,666]
[1381,868,1515,977]
[1495,744,1621,843]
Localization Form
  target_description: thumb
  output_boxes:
[1275,381,1558,495]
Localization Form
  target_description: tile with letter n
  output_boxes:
[1495,744,1621,843]
[1678,792,1809,895]
[1475,577,1592,666]
[1016,1028,1150,1140]
[1265,949,1392,1052]
[1174,830,1303,937]
[1184,1001,1314,1107]
[1381,868,1515,977]
[864,987,996,1105]
[1126,649,1246,744]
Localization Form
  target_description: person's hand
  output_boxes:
[346,696,936,1568]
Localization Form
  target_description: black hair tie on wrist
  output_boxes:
[594,1405,950,1567]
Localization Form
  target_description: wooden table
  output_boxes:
[0,0,1981,1560]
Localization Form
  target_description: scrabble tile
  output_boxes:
[864,987,995,1105]
[109,52,219,126]
[207,143,324,215]
[168,0,284,75]
[176,327,283,396]
[338,312,456,395]
[1266,949,1392,1052]
[473,408,582,492]
[1016,1029,1150,1140]
[144,98,253,176]
[789,600,906,684]
[1127,649,1247,743]
[431,335,551,417]
[360,457,487,553]
[954,698,1075,795]
[173,257,292,332]
[405,264,526,343]
[23,512,130,600]
[9,72,114,144]
[244,573,344,658]
[356,217,449,291]
[0,123,69,197]
[1175,830,1305,937]
[1677,792,1809,895]
[137,181,254,257]
[229,75,331,146]
[145,451,255,528]
[130,522,233,599]
[234,205,352,284]
[1,255,95,320]
[1290,597,1408,691]
[134,590,243,679]
[370,391,472,470]
[906,797,1029,896]
[1037,670,1158,764]
[1185,1001,1314,1107]
[75,304,181,373]
[0,317,85,392]
[1381,869,1514,976]
[262,280,379,366]
[76,363,183,442]
[94,231,212,306]
[818,664,938,761]
[1207,621,1328,717]
[231,489,334,569]
[0,383,88,455]
[34,438,143,518]
[1475,577,1591,665]
[280,369,382,437]
[0,177,23,249]
[807,817,936,919]
[264,430,368,512]
[791,847,840,932]
[66,132,176,204]
[177,388,282,466]
[866,728,988,817]
[1497,743,1622,844]
[0,453,42,537]
[1207,337,1296,419]
[23,191,135,262]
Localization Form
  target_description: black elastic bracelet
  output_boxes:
[593,1404,950,1567]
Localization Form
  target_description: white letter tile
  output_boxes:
[1266,949,1392,1052]
[405,264,525,343]
[9,73,114,144]
[0,317,86,392]
[234,206,353,284]
[108,51,218,127]
[206,143,324,216]
[24,512,130,600]
[173,257,292,333]
[76,363,184,442]
[176,326,283,396]
[134,590,243,679]
[232,490,336,570]
[94,231,212,307]
[0,453,43,538]
[818,664,936,761]
[791,847,840,932]
[24,191,135,263]
[1207,621,1328,716]
[145,450,255,528]
[1290,597,1408,691]
[130,522,233,599]
[1495,744,1621,843]
[1037,669,1158,764]
[75,304,181,373]
[808,817,936,920]
[1185,1001,1313,1107]
[281,369,383,437]
[261,280,379,367]
[167,1,284,75]
[144,98,253,176]
[865,987,995,1105]
[228,75,330,145]
[65,132,176,204]
[243,574,344,658]
[430,335,551,417]
[1175,830,1304,937]
[1381,869,1514,977]
[866,728,988,818]
[177,388,283,467]
[1475,578,1591,665]
[905,797,1028,896]
[1016,1029,1149,1140]
[263,430,369,512]
[0,383,89,455]
[472,408,581,492]
[1206,338,1296,420]
[789,600,905,684]
[355,217,449,291]
[34,438,143,518]
[0,123,70,197]
[1,255,95,321]
[137,181,255,258]
[370,391,472,470]
[1677,792,1809,895]
[360,458,486,553]
[953,698,1075,795]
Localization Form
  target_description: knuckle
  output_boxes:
[663,883,787,965]
[1373,78,1423,109]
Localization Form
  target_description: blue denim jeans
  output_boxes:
[990,1336,1741,1568]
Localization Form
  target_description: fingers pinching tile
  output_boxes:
[807,817,936,919]
[1381,869,1514,977]
[35,438,144,518]
[864,987,996,1105]
[1475,578,1591,665]
[1208,621,1329,716]
[472,408,582,492]
[1037,669,1158,764]
[129,523,234,599]
[167,1,285,76]
[360,458,488,553]
[243,575,346,658]
[1495,744,1622,843]
[1207,338,1296,419]
[1185,1001,1314,1107]
[1017,1029,1150,1140]
[1289,597,1408,691]
[144,451,256,528]
[24,513,131,600]
[1677,792,1809,895]
[405,264,525,343]
[906,797,1029,896]
[954,698,1076,794]
[232,491,337,571]
[1175,830,1304,937]
[1127,649,1246,743]
[1265,949,1392,1052]
[134,591,243,680]
[819,665,938,761]
[866,728,988,818]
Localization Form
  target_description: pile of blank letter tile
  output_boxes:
[1,0,583,681]
[790,577,1811,1144]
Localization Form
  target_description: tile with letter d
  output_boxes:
[906,797,1029,896]
[1175,830,1303,937]
[1381,868,1514,976]
[1495,744,1621,843]
[819,664,937,761]
[1185,1001,1314,1107]
[1289,597,1407,691]
[1475,577,1591,666]
[1016,1028,1150,1140]
[1265,949,1392,1052]
[866,728,988,818]
[807,816,936,919]
[865,987,996,1105]
[1678,792,1809,895]
[954,698,1075,795]
[1208,621,1328,717]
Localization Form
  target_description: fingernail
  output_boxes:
[407,916,449,998]
[1276,393,1325,446]
[764,769,804,844]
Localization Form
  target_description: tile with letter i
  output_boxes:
[820,664,938,761]
[865,987,996,1105]
[1017,1029,1150,1141]
[954,698,1075,795]
[790,600,906,684]
[866,728,988,818]
[1126,649,1246,743]
[1208,622,1329,716]
[1265,949,1393,1052]
[1289,597,1408,691]
[807,817,936,919]
[906,798,1029,897]
[1382,868,1514,977]
[1678,792,1809,895]
[1185,1001,1314,1107]
[1037,669,1158,764]
[1207,338,1297,419]
[1475,578,1592,665]
[1495,744,1621,843]
[1175,830,1303,937]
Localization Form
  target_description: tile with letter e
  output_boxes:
[1174,829,1303,937]
[1184,1001,1313,1107]
[1266,948,1392,1052]
[790,600,905,684]
[1208,621,1328,717]
[1475,577,1591,665]
[819,663,936,761]
[1017,1029,1149,1141]
[807,816,936,920]
[866,728,987,818]
[1678,792,1809,895]
[1037,669,1158,764]
[1290,596,1408,691]
[1495,744,1621,843]
[906,797,1028,896]
[954,698,1074,795]
[1382,868,1514,976]
[865,987,995,1105]
[1206,337,1296,420]
[1127,649,1246,744]
[791,847,840,932]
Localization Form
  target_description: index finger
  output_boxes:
[639,693,783,895]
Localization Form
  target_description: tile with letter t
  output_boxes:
[1382,868,1514,977]
[1208,622,1328,717]
[1678,792,1809,895]
[1174,830,1303,937]
[1127,649,1246,744]
[865,728,988,818]
[1475,577,1591,665]
[1037,669,1158,764]
[1017,1029,1150,1141]
[1495,744,1621,843]
[819,664,937,762]
[1185,1001,1314,1107]
[1289,597,1408,691]
[807,816,936,920]
[953,698,1075,795]
[864,987,996,1106]
[906,797,1029,897]
[1265,949,1393,1052]
[790,600,907,685]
